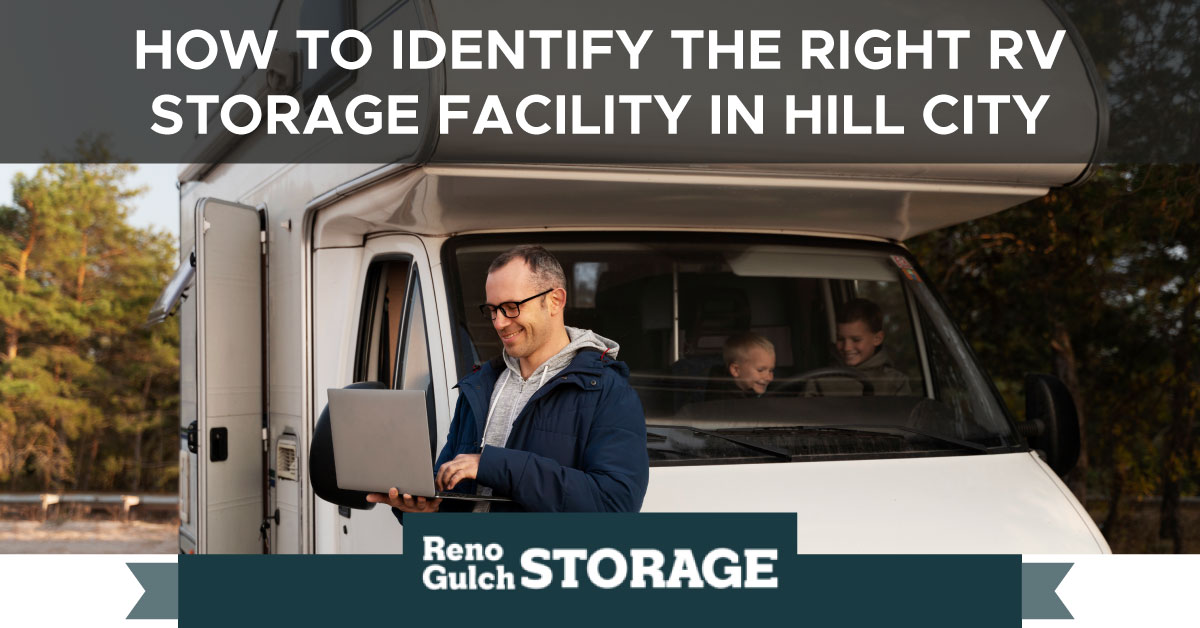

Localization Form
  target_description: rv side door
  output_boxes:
[194,198,267,554]
[318,235,450,554]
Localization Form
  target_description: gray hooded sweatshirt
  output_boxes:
[473,326,619,510]
[805,346,913,397]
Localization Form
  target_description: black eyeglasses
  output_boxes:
[478,288,554,321]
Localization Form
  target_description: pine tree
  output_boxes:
[0,163,179,492]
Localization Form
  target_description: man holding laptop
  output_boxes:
[365,245,649,514]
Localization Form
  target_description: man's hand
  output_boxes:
[365,488,441,512]
[436,453,481,491]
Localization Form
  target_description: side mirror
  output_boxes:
[1018,373,1081,477]
[308,381,386,510]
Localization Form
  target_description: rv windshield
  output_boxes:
[446,235,1022,465]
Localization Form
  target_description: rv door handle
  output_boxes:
[187,421,198,454]
[210,427,229,462]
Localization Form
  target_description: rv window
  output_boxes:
[398,272,433,391]
[447,236,1023,466]
[397,270,437,457]
[353,257,411,384]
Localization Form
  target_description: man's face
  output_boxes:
[836,320,883,367]
[484,259,558,360]
[729,346,776,395]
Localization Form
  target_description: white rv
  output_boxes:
[151,0,1111,554]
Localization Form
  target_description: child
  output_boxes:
[829,298,912,395]
[722,332,776,397]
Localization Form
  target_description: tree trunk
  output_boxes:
[86,436,100,491]
[5,230,35,362]
[1160,478,1182,553]
[131,428,143,492]
[75,232,87,302]
[131,374,154,491]
[1102,452,1125,550]
[1159,293,1196,554]
[1051,322,1088,503]
[3,328,17,364]
[77,433,93,491]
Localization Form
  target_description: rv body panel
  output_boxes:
[179,246,198,552]
[311,246,365,553]
[643,452,1108,554]
[180,162,395,553]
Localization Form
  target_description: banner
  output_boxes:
[175,514,1059,626]
[10,515,1200,626]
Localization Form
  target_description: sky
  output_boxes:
[0,163,180,237]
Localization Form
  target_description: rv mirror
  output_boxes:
[309,381,386,510]
[1020,373,1081,478]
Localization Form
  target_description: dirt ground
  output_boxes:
[0,521,177,554]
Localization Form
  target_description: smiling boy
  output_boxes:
[724,332,776,397]
[830,298,912,396]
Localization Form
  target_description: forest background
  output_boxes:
[0,0,1195,553]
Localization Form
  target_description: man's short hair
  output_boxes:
[723,332,775,366]
[837,298,884,333]
[488,245,567,292]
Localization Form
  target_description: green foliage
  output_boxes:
[0,163,179,492]
[910,164,1200,552]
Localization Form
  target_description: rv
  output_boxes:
[150,0,1110,554]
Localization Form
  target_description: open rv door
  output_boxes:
[194,198,268,553]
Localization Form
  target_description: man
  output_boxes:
[366,245,649,515]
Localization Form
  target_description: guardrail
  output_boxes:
[0,493,178,521]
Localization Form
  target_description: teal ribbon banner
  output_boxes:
[126,562,178,620]
[1023,563,1075,619]
[133,514,1072,625]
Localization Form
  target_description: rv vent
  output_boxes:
[276,439,298,481]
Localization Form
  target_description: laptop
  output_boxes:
[326,388,511,502]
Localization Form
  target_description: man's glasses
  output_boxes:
[478,288,554,321]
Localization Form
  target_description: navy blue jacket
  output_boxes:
[392,348,649,519]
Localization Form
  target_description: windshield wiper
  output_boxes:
[649,424,794,462]
[845,424,993,453]
[731,424,993,454]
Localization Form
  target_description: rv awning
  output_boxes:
[177,0,1105,184]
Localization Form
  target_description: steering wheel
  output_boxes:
[773,366,876,396]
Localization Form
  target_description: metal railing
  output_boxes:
[0,493,178,520]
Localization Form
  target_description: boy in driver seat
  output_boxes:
[811,298,912,396]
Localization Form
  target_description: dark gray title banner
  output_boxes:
[0,0,1187,164]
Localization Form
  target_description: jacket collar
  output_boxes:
[454,348,626,439]
[855,346,894,370]
[457,347,619,389]
[835,345,894,371]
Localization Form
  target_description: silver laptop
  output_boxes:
[326,388,511,502]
